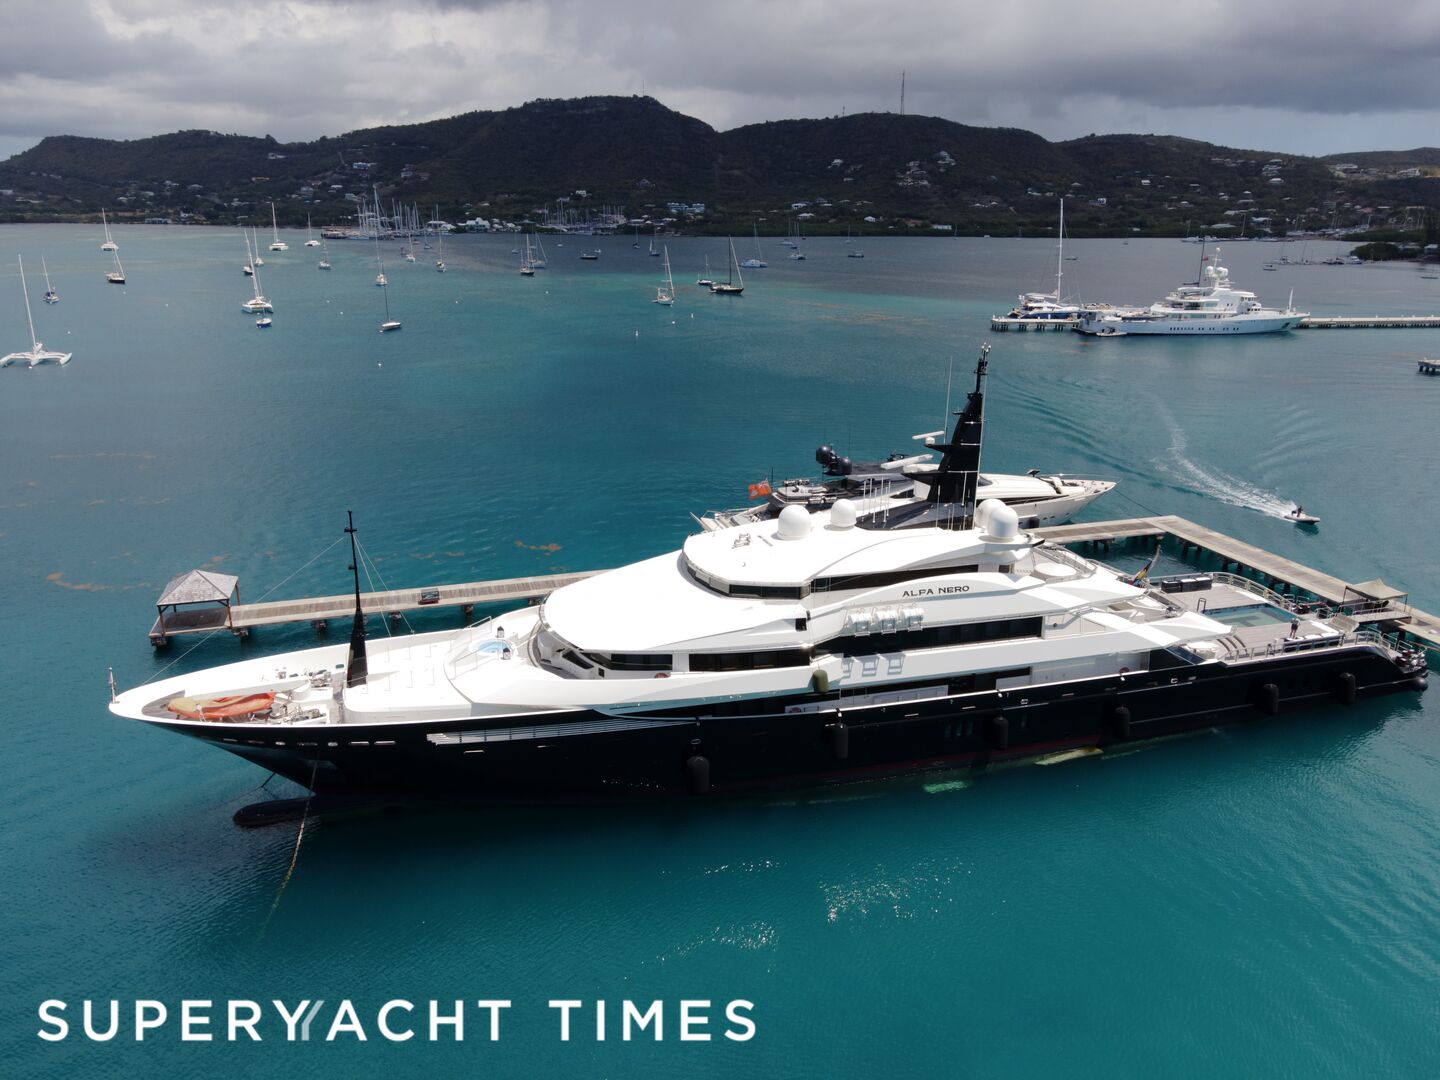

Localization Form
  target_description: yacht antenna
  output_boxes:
[942,355,955,433]
[345,510,369,687]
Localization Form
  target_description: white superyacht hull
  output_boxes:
[1077,312,1304,336]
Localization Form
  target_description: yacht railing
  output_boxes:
[444,616,500,679]
[1202,573,1405,621]
[1215,625,1421,665]
[1033,542,1096,578]
[1139,587,1188,616]
[1206,572,1295,610]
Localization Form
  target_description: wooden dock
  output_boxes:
[148,516,1440,656]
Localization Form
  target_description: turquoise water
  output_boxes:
[3,225,1439,1077]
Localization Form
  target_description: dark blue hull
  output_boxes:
[145,644,1427,803]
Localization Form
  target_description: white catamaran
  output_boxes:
[2,256,72,367]
[241,230,273,314]
[268,203,288,251]
[99,208,118,252]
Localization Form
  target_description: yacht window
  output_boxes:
[690,649,812,672]
[813,563,980,593]
[686,556,983,600]
[600,652,673,672]
[827,616,1041,656]
[687,560,809,599]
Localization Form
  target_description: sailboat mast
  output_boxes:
[17,256,37,348]
[250,230,264,298]
[345,510,369,687]
[1055,198,1065,298]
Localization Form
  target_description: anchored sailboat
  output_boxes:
[379,256,401,332]
[41,257,59,303]
[99,208,117,252]
[654,245,675,305]
[268,203,288,251]
[2,256,72,367]
[241,230,273,314]
[711,237,745,295]
[741,223,767,268]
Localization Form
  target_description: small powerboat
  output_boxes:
[1288,506,1320,525]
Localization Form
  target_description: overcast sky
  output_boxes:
[4,0,1440,162]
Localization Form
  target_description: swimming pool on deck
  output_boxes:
[1204,603,1293,628]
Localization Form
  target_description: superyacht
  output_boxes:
[110,361,1426,802]
[1076,250,1306,336]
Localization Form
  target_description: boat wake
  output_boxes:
[1154,403,1299,520]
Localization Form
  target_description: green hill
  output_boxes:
[3,95,1435,236]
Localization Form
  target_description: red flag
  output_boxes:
[748,481,772,499]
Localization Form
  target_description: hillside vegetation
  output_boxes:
[3,96,1434,237]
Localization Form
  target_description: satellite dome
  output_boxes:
[830,499,857,529]
[983,502,1020,541]
[975,498,1005,531]
[777,504,813,540]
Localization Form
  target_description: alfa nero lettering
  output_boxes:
[901,585,971,597]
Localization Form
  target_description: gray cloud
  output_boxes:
[3,0,1439,157]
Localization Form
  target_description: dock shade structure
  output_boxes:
[1342,579,1409,615]
[150,569,241,647]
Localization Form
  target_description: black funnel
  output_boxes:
[344,510,368,687]
[894,343,989,528]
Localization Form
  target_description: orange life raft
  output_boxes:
[167,692,276,721]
